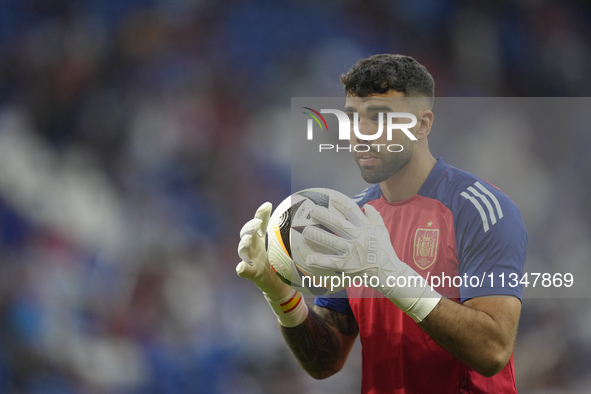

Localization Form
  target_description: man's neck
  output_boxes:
[379,151,437,203]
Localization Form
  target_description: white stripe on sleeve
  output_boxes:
[474,181,503,219]
[467,186,497,226]
[351,188,368,202]
[460,191,490,233]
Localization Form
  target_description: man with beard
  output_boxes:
[236,54,527,394]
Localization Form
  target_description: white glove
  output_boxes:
[237,202,308,327]
[299,198,440,323]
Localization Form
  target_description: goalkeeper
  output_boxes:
[237,54,527,394]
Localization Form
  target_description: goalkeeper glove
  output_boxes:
[299,194,440,323]
[236,202,308,327]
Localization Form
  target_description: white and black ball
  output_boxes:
[265,188,351,295]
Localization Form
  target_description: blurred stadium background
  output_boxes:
[0,0,590,393]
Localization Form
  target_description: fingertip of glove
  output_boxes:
[310,205,332,222]
[362,204,381,220]
[301,225,314,237]
[256,202,273,218]
[301,225,324,244]
[240,219,262,239]
[256,201,273,229]
[236,261,252,277]
[303,251,321,266]
[237,236,253,262]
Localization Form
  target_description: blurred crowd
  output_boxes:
[0,0,590,393]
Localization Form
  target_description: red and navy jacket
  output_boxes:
[315,158,527,394]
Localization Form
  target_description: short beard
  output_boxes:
[356,144,414,184]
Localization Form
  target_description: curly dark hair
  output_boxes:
[340,54,435,106]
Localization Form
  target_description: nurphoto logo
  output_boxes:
[302,107,417,153]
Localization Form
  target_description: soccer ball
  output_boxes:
[265,188,351,296]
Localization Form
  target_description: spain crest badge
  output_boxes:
[413,228,439,270]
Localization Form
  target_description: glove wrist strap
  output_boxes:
[263,289,309,328]
[380,265,442,323]
[404,294,441,323]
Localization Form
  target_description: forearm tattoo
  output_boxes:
[281,305,358,379]
[321,306,358,336]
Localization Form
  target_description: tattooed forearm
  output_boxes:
[280,305,358,379]
[323,307,358,336]
[281,307,342,378]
